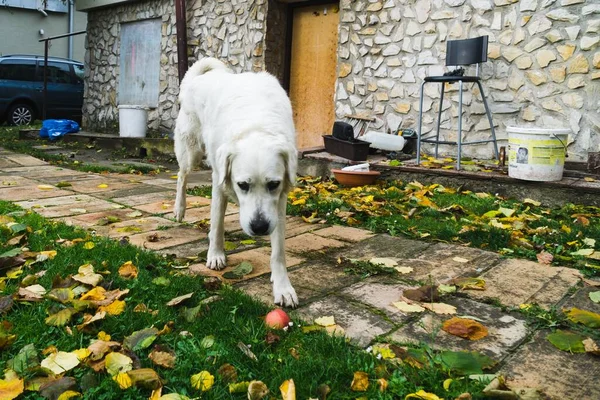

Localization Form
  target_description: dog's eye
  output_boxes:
[238,182,250,191]
[267,181,280,191]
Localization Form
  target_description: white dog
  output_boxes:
[173,57,299,307]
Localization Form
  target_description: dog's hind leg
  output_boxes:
[270,192,298,308]
[206,179,227,270]
[173,112,199,222]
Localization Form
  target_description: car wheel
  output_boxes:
[8,103,35,126]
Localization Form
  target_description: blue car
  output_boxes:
[0,54,84,125]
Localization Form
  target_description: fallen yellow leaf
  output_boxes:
[405,389,443,399]
[279,379,296,400]
[0,370,24,400]
[314,316,336,327]
[98,183,109,189]
[191,371,214,391]
[99,300,126,316]
[118,261,138,279]
[350,371,369,392]
[113,372,133,390]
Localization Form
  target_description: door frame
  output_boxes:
[282,0,339,92]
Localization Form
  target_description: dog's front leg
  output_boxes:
[206,181,227,270]
[174,169,188,222]
[270,194,298,308]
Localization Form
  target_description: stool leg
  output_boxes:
[417,81,426,166]
[457,80,463,170]
[477,81,499,161]
[435,83,445,158]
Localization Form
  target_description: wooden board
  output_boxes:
[289,3,339,149]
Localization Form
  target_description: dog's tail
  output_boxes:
[182,57,230,86]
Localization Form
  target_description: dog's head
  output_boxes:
[215,132,297,237]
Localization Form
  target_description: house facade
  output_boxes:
[0,0,87,61]
[78,0,599,161]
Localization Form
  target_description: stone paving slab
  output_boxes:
[236,275,319,306]
[501,330,600,400]
[17,195,119,218]
[388,297,528,361]
[112,190,177,207]
[339,234,432,260]
[40,173,101,185]
[156,240,209,259]
[127,226,207,251]
[189,247,304,282]
[313,225,376,242]
[67,208,146,228]
[294,295,395,347]
[562,284,600,313]
[107,216,179,238]
[141,178,178,189]
[3,154,48,166]
[66,177,144,194]
[285,232,347,254]
[340,277,416,323]
[467,259,582,309]
[133,196,211,214]
[0,185,74,202]
[0,166,80,178]
[162,203,240,223]
[0,175,41,188]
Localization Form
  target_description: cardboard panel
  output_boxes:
[289,3,339,149]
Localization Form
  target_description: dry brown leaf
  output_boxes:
[442,317,489,340]
[87,340,121,361]
[420,302,457,315]
[148,346,176,368]
[403,285,439,302]
[350,371,369,392]
[118,261,138,279]
[583,338,600,355]
[536,251,554,265]
[166,292,193,306]
[72,264,103,286]
[76,311,106,330]
[90,289,129,307]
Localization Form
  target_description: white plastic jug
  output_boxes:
[361,131,406,151]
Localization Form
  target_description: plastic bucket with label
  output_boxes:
[507,126,570,182]
[118,105,148,138]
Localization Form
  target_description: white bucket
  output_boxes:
[507,126,570,182]
[118,105,148,138]
[361,130,406,151]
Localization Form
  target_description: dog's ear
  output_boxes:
[215,143,234,187]
[278,141,298,190]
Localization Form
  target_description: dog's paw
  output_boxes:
[272,279,299,308]
[173,206,186,223]
[206,251,226,270]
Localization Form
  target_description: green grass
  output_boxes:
[285,178,600,277]
[0,125,160,175]
[0,201,491,399]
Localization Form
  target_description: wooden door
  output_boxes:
[289,3,339,149]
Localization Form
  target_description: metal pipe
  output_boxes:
[68,0,74,59]
[39,30,86,42]
[174,0,188,82]
[43,41,49,120]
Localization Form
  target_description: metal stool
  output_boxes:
[416,35,499,170]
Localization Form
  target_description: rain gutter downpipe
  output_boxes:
[68,0,74,59]
[174,0,188,83]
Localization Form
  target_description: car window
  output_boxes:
[38,61,74,84]
[0,60,37,81]
[73,64,84,83]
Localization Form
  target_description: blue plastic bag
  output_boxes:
[39,119,80,141]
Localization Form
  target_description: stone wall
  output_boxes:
[84,0,268,133]
[336,0,600,161]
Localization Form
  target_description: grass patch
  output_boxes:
[0,125,160,175]
[0,201,490,399]
[286,177,600,277]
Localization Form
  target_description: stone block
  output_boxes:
[557,44,576,61]
[294,295,395,347]
[312,225,375,243]
[0,185,74,202]
[133,195,211,214]
[68,208,146,227]
[235,274,318,306]
[112,190,176,207]
[466,259,582,309]
[388,297,528,360]
[285,233,347,254]
[567,54,590,74]
[501,330,600,400]
[127,226,207,251]
[107,216,178,238]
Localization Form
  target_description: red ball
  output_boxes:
[265,309,291,329]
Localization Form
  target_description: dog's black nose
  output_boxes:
[250,217,270,236]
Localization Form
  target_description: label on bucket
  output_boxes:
[508,138,565,166]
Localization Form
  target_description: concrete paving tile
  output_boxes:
[0,159,19,168]
[41,172,100,185]
[112,190,176,207]
[141,178,177,189]
[107,216,178,238]
[133,196,211,214]
[162,203,239,223]
[67,177,144,194]
[391,243,503,283]
[0,166,79,178]
[313,225,375,243]
[340,277,417,323]
[0,185,74,201]
[288,263,361,293]
[338,234,432,260]
[189,247,304,282]
[294,295,395,347]
[467,259,582,309]
[95,185,173,200]
[561,284,600,314]
[388,297,528,360]
[0,175,40,188]
[284,216,327,238]
[127,226,207,251]
[4,154,48,167]
[68,209,145,228]
[224,213,243,233]
[17,194,97,210]
[285,233,347,254]
[156,240,209,259]
[22,197,118,218]
[235,275,318,306]
[501,330,600,400]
